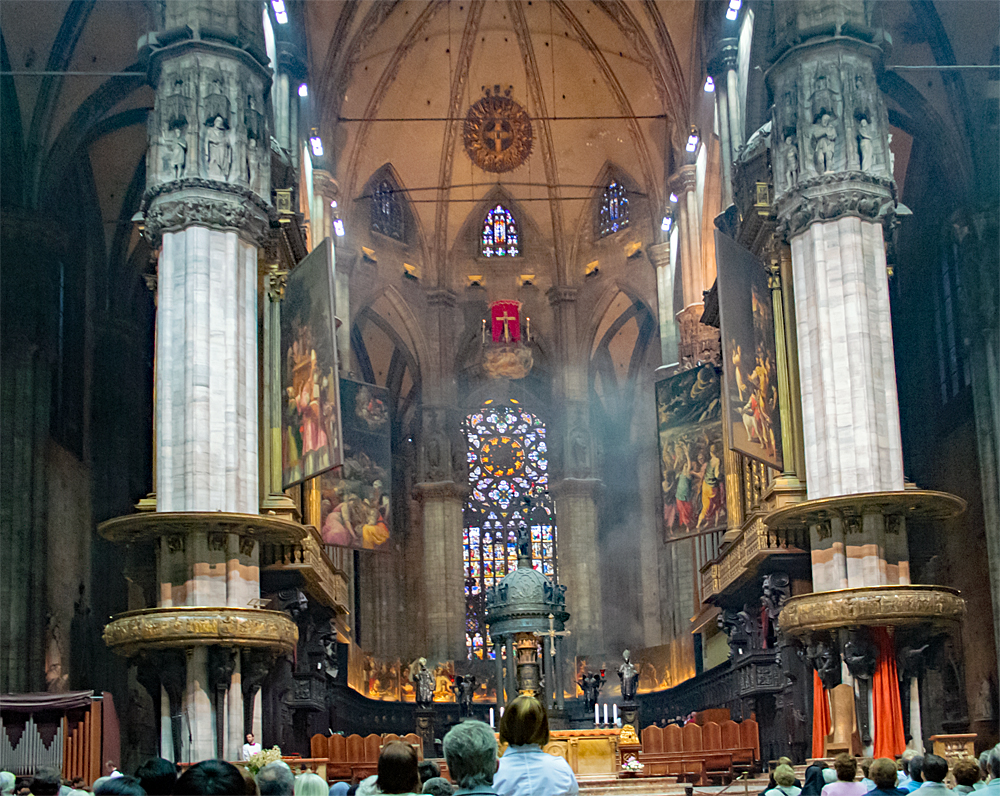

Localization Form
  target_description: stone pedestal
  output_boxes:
[621,702,640,731]
[415,708,436,759]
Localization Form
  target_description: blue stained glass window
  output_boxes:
[481,204,520,257]
[598,180,629,237]
[463,400,556,658]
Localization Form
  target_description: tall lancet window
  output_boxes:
[481,204,520,257]
[372,179,404,240]
[463,399,556,659]
[598,180,629,237]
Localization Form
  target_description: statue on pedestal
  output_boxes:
[452,675,477,718]
[410,658,435,708]
[618,649,639,703]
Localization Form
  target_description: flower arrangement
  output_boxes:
[246,746,283,776]
[622,759,644,773]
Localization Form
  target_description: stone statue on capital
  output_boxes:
[618,649,639,703]
[410,657,435,708]
[578,671,605,712]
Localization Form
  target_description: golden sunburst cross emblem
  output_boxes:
[463,85,533,173]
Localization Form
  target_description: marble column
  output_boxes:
[547,286,604,654]
[140,0,274,761]
[647,241,678,366]
[769,3,907,588]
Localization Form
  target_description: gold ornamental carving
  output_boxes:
[103,607,298,656]
[765,490,966,531]
[99,511,307,546]
[619,724,639,744]
[779,585,965,636]
[463,86,533,173]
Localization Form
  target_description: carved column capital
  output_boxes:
[669,166,698,196]
[141,182,274,246]
[775,172,895,239]
[427,289,458,308]
[646,241,671,270]
[546,286,578,307]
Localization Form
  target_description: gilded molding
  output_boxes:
[103,607,299,656]
[779,585,965,636]
[765,489,966,531]
[99,511,308,546]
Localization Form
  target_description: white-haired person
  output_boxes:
[294,772,328,796]
[442,719,499,796]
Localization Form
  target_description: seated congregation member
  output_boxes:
[421,778,452,796]
[442,720,500,796]
[764,765,802,796]
[375,741,422,796]
[867,759,907,796]
[905,757,925,794]
[986,746,1000,793]
[328,783,350,796]
[293,773,328,796]
[803,764,831,796]
[136,758,178,796]
[174,760,245,796]
[860,760,875,793]
[762,758,801,796]
[493,696,578,796]
[918,755,950,796]
[955,758,983,794]
[94,777,146,796]
[30,770,62,796]
[257,763,295,796]
[977,753,991,790]
[821,754,867,796]
[2,772,15,796]
[417,762,440,790]
[899,752,918,791]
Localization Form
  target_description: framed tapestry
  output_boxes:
[654,365,727,538]
[317,378,392,551]
[715,230,783,470]
[280,238,343,488]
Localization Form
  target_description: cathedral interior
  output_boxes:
[1,0,999,778]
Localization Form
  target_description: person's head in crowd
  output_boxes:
[921,756,948,785]
[376,741,420,795]
[136,758,178,796]
[989,745,1000,780]
[174,760,245,796]
[30,769,62,796]
[328,784,350,796]
[1,772,16,796]
[417,762,440,787]
[293,773,327,796]
[871,759,900,791]
[802,762,828,796]
[69,781,84,793]
[421,779,452,796]
[860,760,873,779]
[775,765,797,788]
[834,753,858,783]
[497,695,549,748]
[256,763,295,796]
[778,758,793,769]
[94,777,145,796]
[909,755,925,784]
[823,769,838,785]
[901,751,917,776]
[978,752,990,780]
[954,758,981,788]
[91,779,111,794]
[442,720,498,792]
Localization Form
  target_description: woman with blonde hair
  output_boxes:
[493,696,578,796]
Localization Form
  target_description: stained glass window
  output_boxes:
[372,179,404,240]
[481,204,520,257]
[598,180,629,237]
[463,399,556,659]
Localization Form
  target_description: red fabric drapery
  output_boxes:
[872,626,907,758]
[812,671,830,759]
[490,301,521,343]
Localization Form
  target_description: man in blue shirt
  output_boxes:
[985,746,1000,793]
[904,756,924,793]
[918,755,951,796]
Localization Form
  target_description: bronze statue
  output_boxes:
[578,671,605,712]
[451,674,477,718]
[618,650,639,703]
[410,658,435,708]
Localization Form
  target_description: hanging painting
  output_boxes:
[317,377,392,551]
[654,365,726,538]
[715,231,783,470]
[280,238,343,488]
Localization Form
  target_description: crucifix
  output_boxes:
[497,310,516,343]
[534,613,570,656]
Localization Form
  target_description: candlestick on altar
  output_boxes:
[613,704,618,724]
[526,316,531,341]
[594,704,599,725]
[481,319,486,344]
[603,703,608,725]
[489,708,495,728]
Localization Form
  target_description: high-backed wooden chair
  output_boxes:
[383,733,401,744]
[327,735,350,781]
[702,722,733,783]
[720,720,740,751]
[825,684,859,756]
[682,722,702,752]
[311,734,327,759]
[363,734,382,762]
[346,734,363,765]
[739,718,760,767]
[403,733,424,760]
[639,725,665,775]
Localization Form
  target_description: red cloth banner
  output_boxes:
[812,670,831,759]
[872,626,907,758]
[491,300,521,343]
